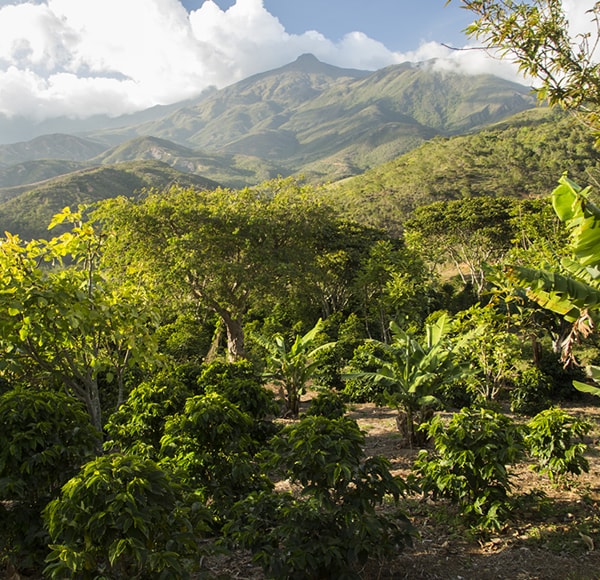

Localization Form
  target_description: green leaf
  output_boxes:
[573,380,600,397]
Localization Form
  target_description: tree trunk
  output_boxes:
[286,383,300,418]
[222,312,245,362]
[87,379,103,435]
[206,300,246,362]
[205,320,224,362]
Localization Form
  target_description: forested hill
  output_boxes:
[0,161,217,240]
[1,108,598,240]
[326,108,600,234]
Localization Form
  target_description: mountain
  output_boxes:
[0,54,537,191]
[0,160,218,240]
[0,134,106,167]
[326,107,600,234]
[0,54,542,237]
[86,54,535,178]
[91,135,285,188]
[0,159,90,189]
[0,96,215,146]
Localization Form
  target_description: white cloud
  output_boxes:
[401,41,528,85]
[0,0,535,122]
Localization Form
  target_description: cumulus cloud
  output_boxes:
[5,0,591,122]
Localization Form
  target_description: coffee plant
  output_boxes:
[525,407,591,483]
[413,407,526,531]
[0,388,98,571]
[44,453,211,579]
[224,416,413,578]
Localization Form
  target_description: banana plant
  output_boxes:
[255,319,335,417]
[504,174,600,395]
[348,314,467,446]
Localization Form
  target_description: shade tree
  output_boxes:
[97,178,337,362]
[456,0,600,138]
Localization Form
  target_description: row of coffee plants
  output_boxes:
[1,355,592,579]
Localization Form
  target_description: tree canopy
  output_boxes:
[96,178,338,361]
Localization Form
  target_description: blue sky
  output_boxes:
[0,0,535,122]
[181,0,475,52]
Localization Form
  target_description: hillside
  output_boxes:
[2,109,597,240]
[0,160,218,240]
[91,136,286,188]
[0,134,105,167]
[0,55,545,238]
[0,159,89,189]
[326,108,600,233]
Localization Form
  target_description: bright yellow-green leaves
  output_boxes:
[457,0,600,139]
[0,210,158,431]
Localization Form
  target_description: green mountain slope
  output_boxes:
[0,159,90,189]
[90,55,535,175]
[0,134,106,167]
[326,108,600,234]
[0,160,218,239]
[92,135,286,188]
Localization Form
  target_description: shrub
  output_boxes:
[343,341,389,403]
[312,313,364,390]
[437,378,475,409]
[159,393,270,517]
[104,370,191,457]
[44,453,210,579]
[225,416,413,578]
[304,390,347,419]
[525,407,591,482]
[538,350,587,400]
[510,367,553,415]
[199,359,278,420]
[0,388,98,572]
[413,407,526,531]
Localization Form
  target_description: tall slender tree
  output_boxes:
[0,209,157,433]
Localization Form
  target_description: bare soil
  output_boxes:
[205,396,600,580]
[350,399,600,580]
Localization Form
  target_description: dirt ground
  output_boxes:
[205,396,600,580]
[350,400,600,580]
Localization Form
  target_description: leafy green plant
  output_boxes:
[0,212,158,433]
[199,359,278,420]
[538,349,586,400]
[343,340,390,403]
[104,370,191,457]
[452,304,523,401]
[348,314,467,446]
[413,407,526,531]
[224,416,413,579]
[0,388,99,572]
[505,176,600,375]
[525,408,591,483]
[254,319,334,417]
[304,390,347,419]
[159,393,270,517]
[510,367,552,416]
[44,453,210,579]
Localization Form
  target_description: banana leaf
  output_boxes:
[504,264,600,322]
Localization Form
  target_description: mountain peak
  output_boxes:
[295,53,320,65]
[282,53,369,79]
